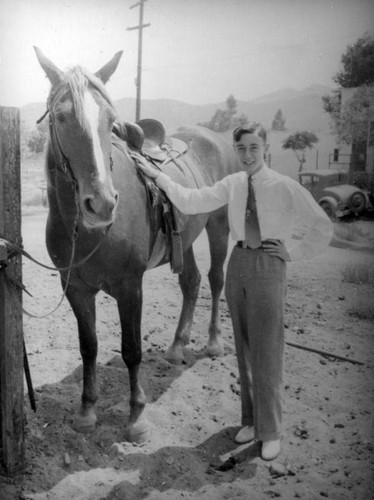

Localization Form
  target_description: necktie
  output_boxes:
[244,176,262,248]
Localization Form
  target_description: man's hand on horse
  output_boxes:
[130,152,159,179]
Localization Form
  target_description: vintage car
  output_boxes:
[298,169,372,219]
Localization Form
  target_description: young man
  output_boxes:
[133,123,333,460]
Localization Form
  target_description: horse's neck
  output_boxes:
[111,141,141,186]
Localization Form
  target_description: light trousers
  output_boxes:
[225,245,286,442]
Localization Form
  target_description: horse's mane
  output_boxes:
[47,66,116,129]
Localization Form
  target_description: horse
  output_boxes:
[34,47,242,442]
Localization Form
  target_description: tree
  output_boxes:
[271,109,286,131]
[334,85,374,145]
[203,108,231,133]
[27,121,49,154]
[282,131,319,172]
[237,113,249,127]
[199,94,248,132]
[226,94,238,119]
[322,34,374,145]
[333,34,374,88]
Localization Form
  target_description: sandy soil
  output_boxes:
[1,208,374,500]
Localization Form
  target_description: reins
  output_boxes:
[2,89,110,318]
[2,189,107,319]
[1,216,105,273]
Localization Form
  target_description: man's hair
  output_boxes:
[233,123,267,143]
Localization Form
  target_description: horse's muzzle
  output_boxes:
[81,190,119,228]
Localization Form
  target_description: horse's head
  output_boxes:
[34,47,123,229]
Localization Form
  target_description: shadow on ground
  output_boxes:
[1,346,255,500]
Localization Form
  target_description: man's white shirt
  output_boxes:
[155,165,333,261]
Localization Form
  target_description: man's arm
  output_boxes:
[288,183,334,261]
[155,173,230,215]
[132,151,231,215]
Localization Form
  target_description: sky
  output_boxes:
[0,0,373,108]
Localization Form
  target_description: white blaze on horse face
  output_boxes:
[83,91,107,183]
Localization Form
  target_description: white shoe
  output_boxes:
[234,425,255,444]
[261,439,281,461]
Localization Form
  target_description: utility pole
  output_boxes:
[127,0,150,121]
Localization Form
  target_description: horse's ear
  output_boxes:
[95,51,123,84]
[34,46,64,86]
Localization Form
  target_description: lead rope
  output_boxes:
[4,187,81,319]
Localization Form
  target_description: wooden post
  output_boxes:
[0,106,24,475]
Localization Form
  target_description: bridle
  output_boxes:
[6,84,114,319]
[39,82,115,183]
[36,83,112,274]
[38,84,80,189]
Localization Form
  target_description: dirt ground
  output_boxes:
[1,208,374,500]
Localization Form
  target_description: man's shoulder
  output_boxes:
[266,167,291,181]
[266,168,299,188]
[223,170,246,184]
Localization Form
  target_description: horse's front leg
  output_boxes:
[205,214,230,357]
[166,246,201,365]
[115,275,148,443]
[64,282,98,432]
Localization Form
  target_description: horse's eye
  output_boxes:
[56,114,66,124]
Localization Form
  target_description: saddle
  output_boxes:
[112,118,188,274]
[137,119,188,164]
[113,119,188,163]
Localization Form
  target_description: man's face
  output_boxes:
[234,133,266,176]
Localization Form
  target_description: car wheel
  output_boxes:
[349,192,366,214]
[319,200,337,220]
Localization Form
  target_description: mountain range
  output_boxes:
[20,84,333,136]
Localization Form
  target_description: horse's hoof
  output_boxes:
[125,420,149,443]
[206,341,224,358]
[72,411,97,433]
[165,345,185,365]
